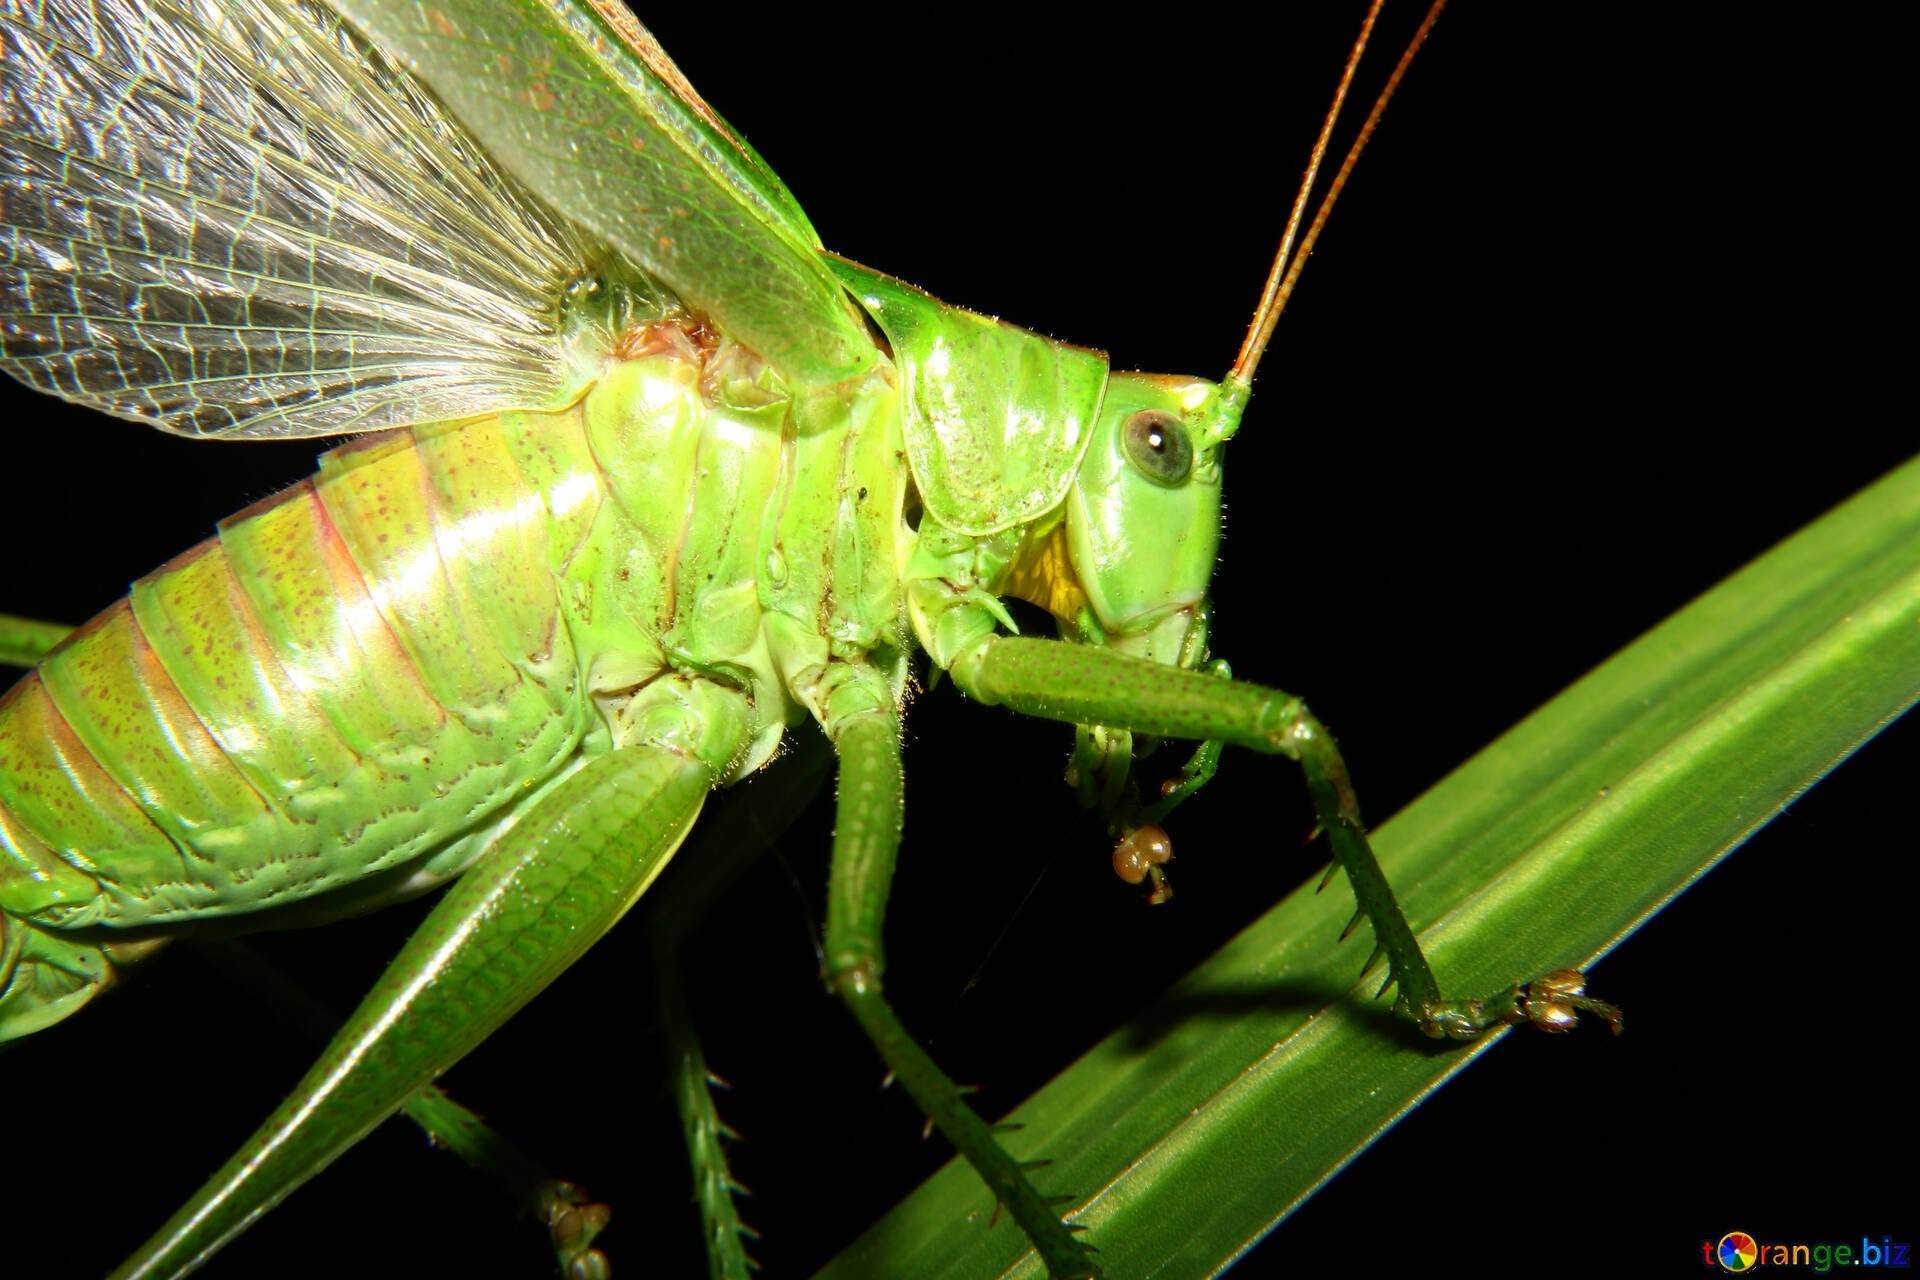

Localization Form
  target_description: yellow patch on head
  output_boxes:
[1001,522,1089,627]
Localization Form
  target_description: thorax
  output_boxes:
[498,321,911,778]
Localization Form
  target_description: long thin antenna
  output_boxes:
[1227,0,1449,391]
[1229,0,1384,387]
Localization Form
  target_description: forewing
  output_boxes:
[330,0,875,384]
[577,0,820,253]
[0,0,597,439]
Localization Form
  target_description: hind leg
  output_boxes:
[0,611,69,668]
[196,937,614,1280]
[111,722,736,1279]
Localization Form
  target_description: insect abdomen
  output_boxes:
[0,333,910,1041]
[0,419,590,942]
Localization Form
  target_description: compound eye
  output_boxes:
[1121,410,1193,486]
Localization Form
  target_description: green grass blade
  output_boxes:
[821,456,1920,1279]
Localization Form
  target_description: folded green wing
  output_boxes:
[573,1,821,255]
[332,0,875,384]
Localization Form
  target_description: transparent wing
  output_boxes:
[333,0,876,385]
[0,0,600,439]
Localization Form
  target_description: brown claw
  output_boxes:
[1111,825,1174,903]
[546,1181,613,1278]
[1521,969,1625,1035]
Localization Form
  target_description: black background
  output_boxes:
[0,4,1912,1278]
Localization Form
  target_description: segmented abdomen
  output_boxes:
[0,415,589,930]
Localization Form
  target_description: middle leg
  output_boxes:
[817,664,1101,1280]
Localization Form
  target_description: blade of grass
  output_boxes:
[821,455,1920,1278]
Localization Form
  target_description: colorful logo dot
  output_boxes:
[1718,1232,1760,1273]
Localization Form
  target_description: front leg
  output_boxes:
[952,635,1621,1040]
[817,665,1101,1279]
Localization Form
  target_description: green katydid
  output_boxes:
[0,2,1912,1280]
